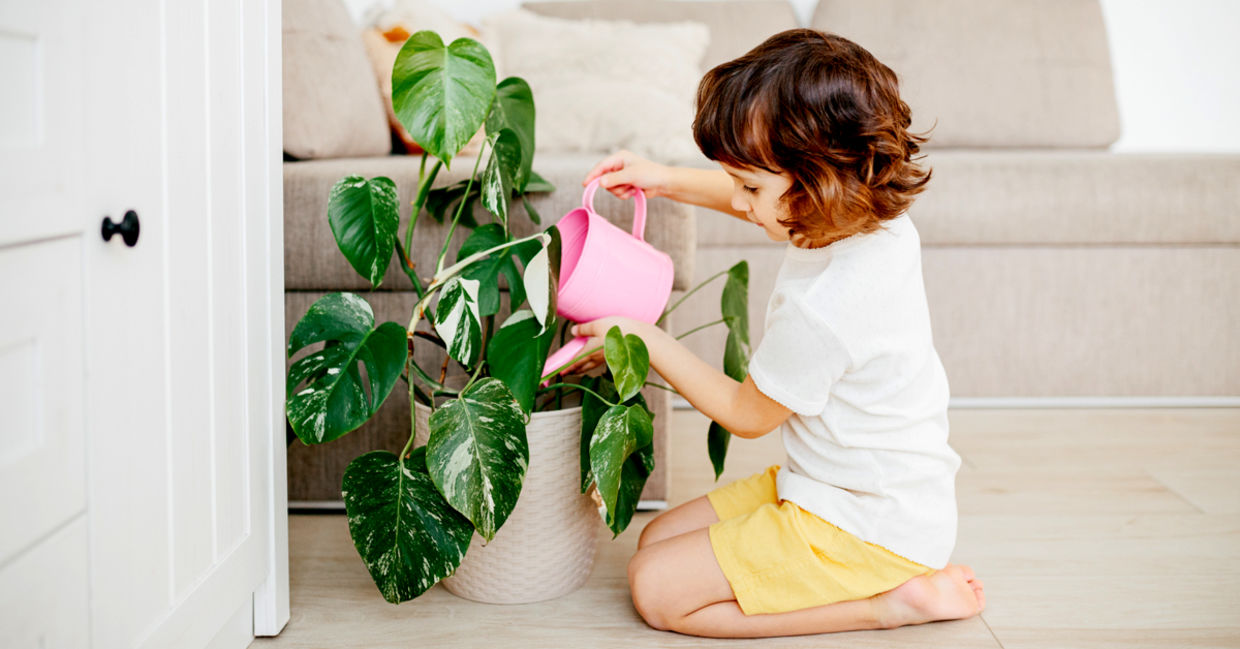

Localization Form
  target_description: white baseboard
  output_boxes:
[673,395,1240,410]
[291,499,674,512]
[289,500,344,511]
[948,396,1240,408]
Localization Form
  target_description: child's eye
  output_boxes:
[743,185,758,193]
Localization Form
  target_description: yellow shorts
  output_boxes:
[706,465,932,616]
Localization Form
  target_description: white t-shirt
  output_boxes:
[748,214,960,569]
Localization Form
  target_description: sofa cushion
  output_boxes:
[811,0,1119,149]
[283,0,392,159]
[479,8,709,165]
[690,151,1240,246]
[284,152,696,291]
[523,0,801,71]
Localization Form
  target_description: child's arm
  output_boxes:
[583,150,749,222]
[567,317,792,439]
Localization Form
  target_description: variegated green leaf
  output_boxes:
[485,77,535,191]
[578,375,617,492]
[455,223,542,317]
[707,420,731,481]
[391,31,496,167]
[603,326,650,403]
[522,240,555,331]
[608,442,654,537]
[327,175,399,288]
[710,262,751,479]
[432,276,482,366]
[342,449,473,604]
[426,378,528,541]
[722,260,750,346]
[286,293,406,444]
[589,403,652,531]
[480,128,521,225]
[485,310,556,414]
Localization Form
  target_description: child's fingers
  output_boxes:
[583,151,629,186]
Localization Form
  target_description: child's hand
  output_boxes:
[561,317,651,375]
[583,150,673,200]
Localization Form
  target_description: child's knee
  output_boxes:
[627,549,673,630]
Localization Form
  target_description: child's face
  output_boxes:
[720,162,795,243]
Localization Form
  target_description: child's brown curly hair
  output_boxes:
[693,29,931,247]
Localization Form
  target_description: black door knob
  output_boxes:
[101,210,140,247]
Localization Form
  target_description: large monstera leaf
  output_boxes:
[342,447,473,604]
[327,176,399,288]
[391,31,496,167]
[426,378,528,541]
[286,293,406,445]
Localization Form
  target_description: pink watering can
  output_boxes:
[541,177,674,380]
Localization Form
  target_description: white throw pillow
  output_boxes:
[479,8,711,165]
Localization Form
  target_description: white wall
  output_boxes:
[1100,0,1240,152]
[345,0,1240,152]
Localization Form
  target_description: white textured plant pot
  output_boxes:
[414,402,600,604]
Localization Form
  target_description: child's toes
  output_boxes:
[971,579,986,612]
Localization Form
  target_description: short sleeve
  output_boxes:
[748,292,850,415]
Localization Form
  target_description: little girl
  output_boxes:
[566,29,985,638]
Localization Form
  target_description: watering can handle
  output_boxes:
[582,177,648,241]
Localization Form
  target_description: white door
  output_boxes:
[0,0,287,647]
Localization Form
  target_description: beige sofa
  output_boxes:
[283,0,1239,504]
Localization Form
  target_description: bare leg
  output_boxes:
[628,528,985,638]
[637,495,718,549]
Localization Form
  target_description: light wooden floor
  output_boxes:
[251,408,1240,648]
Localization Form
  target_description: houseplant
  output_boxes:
[285,30,750,604]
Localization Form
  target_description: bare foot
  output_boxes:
[872,564,986,629]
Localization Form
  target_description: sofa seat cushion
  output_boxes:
[691,151,1240,247]
[284,152,695,291]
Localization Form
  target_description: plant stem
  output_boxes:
[676,318,726,341]
[412,330,446,348]
[541,382,615,407]
[644,381,679,394]
[435,231,548,286]
[656,268,729,327]
[406,229,548,346]
[407,354,445,392]
[460,356,486,395]
[401,352,419,459]
[406,154,442,253]
[394,239,425,299]
[436,145,487,275]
